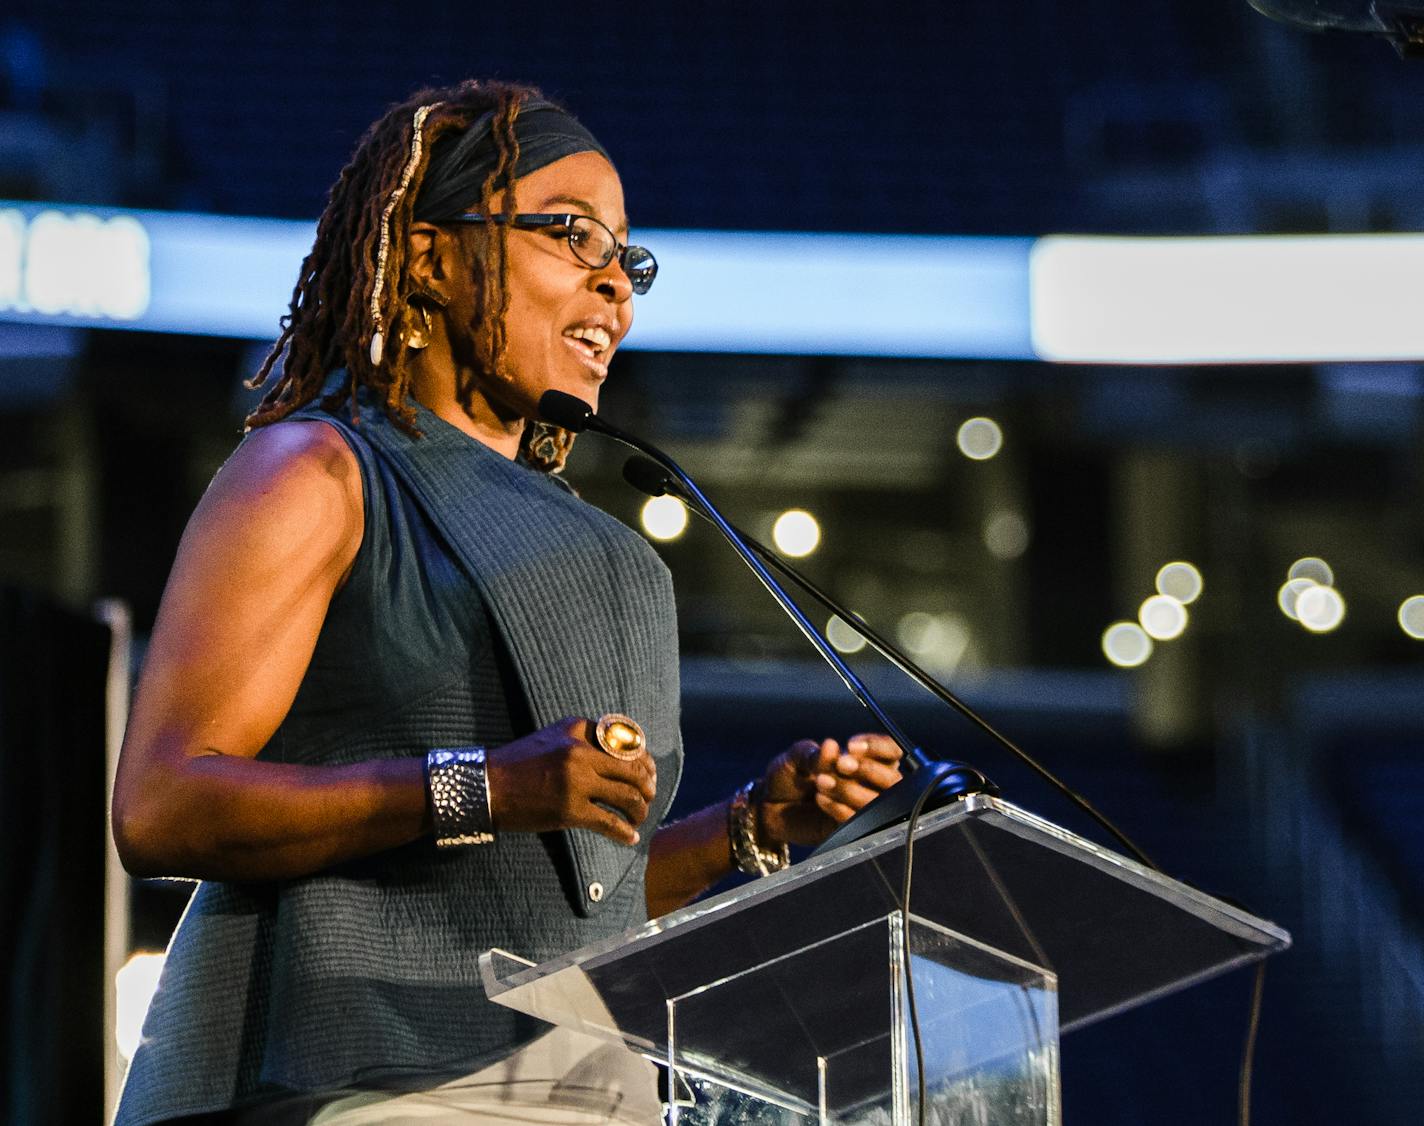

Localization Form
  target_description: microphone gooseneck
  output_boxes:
[540,392,939,771]
[539,390,1001,843]
[620,453,1159,870]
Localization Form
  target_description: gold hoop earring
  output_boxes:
[405,303,434,351]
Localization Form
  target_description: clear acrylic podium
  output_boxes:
[480,795,1290,1124]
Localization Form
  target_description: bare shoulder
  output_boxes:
[190,418,364,571]
[214,417,362,511]
[129,417,368,758]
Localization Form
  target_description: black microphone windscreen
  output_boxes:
[622,456,673,498]
[538,390,594,433]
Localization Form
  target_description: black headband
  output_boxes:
[411,100,610,223]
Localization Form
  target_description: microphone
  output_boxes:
[620,454,677,500]
[539,391,597,433]
[540,389,998,846]
[621,453,1158,869]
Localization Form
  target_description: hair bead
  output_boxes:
[369,102,438,367]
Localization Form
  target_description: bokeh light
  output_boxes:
[1139,594,1188,641]
[1288,556,1335,587]
[956,417,1003,460]
[983,510,1031,560]
[1297,585,1346,633]
[772,509,821,557]
[897,611,938,653]
[639,495,687,541]
[116,952,166,1061]
[896,611,970,672]
[826,614,868,654]
[1398,596,1424,640]
[1155,561,1203,604]
[1277,577,1317,621]
[1102,621,1153,667]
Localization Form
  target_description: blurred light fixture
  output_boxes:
[826,614,868,654]
[1288,556,1335,587]
[1155,561,1203,604]
[1297,585,1346,633]
[1138,594,1188,641]
[1102,621,1153,668]
[1277,577,1317,621]
[983,510,1031,560]
[773,509,821,557]
[115,952,166,1062]
[956,417,1003,460]
[640,495,687,541]
[1398,596,1424,640]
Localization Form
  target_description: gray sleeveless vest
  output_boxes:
[115,388,683,1125]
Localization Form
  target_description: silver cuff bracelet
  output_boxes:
[425,747,496,847]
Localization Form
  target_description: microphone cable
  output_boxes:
[621,454,1159,873]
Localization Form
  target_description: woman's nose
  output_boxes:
[592,258,634,303]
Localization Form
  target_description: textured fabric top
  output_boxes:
[115,386,683,1125]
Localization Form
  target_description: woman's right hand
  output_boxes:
[485,718,657,846]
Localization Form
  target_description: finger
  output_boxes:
[814,791,858,822]
[781,738,826,776]
[583,803,641,846]
[812,738,840,775]
[845,734,904,763]
[591,749,657,801]
[837,757,902,791]
[587,776,652,826]
[815,774,881,810]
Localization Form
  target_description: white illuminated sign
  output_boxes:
[0,207,151,322]
[1031,234,1424,364]
[0,200,1035,358]
[0,201,1422,365]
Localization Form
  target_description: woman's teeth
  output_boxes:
[562,325,611,355]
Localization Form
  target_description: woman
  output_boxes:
[111,79,902,1125]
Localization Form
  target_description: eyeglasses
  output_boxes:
[449,212,657,294]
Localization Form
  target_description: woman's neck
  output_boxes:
[408,355,525,459]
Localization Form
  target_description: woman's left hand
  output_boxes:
[757,734,904,849]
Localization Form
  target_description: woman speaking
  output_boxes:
[112,79,901,1125]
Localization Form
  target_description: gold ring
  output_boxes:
[595,714,646,761]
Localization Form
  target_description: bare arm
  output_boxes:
[110,421,435,880]
[644,800,736,919]
[645,736,903,918]
[112,420,657,883]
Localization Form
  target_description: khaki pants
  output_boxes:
[306,1028,663,1126]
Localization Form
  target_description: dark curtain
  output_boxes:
[0,587,111,1126]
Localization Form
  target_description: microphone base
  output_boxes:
[810,761,999,857]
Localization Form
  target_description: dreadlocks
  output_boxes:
[245,79,574,471]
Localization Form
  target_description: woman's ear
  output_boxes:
[405,221,451,302]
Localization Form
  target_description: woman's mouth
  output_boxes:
[561,324,613,379]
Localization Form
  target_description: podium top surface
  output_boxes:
[484,795,1289,1045]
